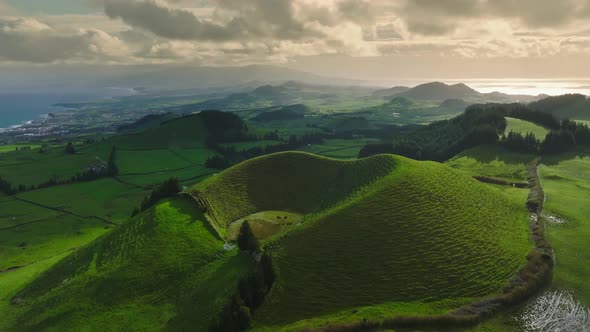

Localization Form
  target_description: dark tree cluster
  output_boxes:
[359,107,507,161]
[500,131,540,154]
[209,251,275,332]
[132,178,181,216]
[237,221,260,253]
[205,133,324,170]
[541,130,576,154]
[0,176,16,195]
[200,110,257,147]
[64,142,76,154]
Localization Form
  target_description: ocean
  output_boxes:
[0,88,136,129]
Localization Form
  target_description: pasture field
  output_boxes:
[0,253,68,331]
[220,140,281,151]
[446,145,534,182]
[298,138,379,159]
[0,145,40,154]
[193,152,531,328]
[3,197,254,331]
[540,148,590,305]
[0,142,112,187]
[118,166,214,187]
[505,117,549,139]
[0,214,107,271]
[117,149,192,174]
[16,178,147,223]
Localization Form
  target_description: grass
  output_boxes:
[539,148,590,306]
[0,142,113,187]
[16,178,147,223]
[0,253,69,331]
[0,145,40,154]
[192,151,531,329]
[446,145,535,182]
[505,117,549,140]
[4,196,254,331]
[0,114,216,188]
[227,211,303,241]
[298,138,380,159]
[116,149,192,174]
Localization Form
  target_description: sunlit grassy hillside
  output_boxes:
[5,196,252,331]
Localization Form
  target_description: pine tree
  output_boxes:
[237,221,260,253]
[107,145,118,176]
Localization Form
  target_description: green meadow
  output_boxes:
[505,117,549,139]
[446,144,534,182]
[540,148,590,305]
[0,145,41,154]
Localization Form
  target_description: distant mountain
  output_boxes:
[396,82,480,101]
[166,81,378,113]
[529,94,590,120]
[376,82,543,103]
[372,86,410,98]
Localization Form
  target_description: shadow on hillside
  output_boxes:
[458,144,535,165]
[541,147,590,166]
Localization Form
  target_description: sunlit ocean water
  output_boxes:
[460,79,590,96]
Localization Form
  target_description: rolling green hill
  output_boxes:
[4,196,253,331]
[530,94,590,120]
[191,151,531,329]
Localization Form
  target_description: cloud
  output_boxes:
[103,0,239,40]
[0,16,131,63]
[4,0,590,67]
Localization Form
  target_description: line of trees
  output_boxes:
[205,133,324,170]
[359,106,507,161]
[500,120,590,155]
[0,145,118,196]
[209,222,275,332]
[131,178,181,217]
[359,103,590,160]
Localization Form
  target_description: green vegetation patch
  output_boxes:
[192,152,397,237]
[227,211,303,241]
[194,152,531,328]
[298,138,379,159]
[540,148,590,305]
[117,149,192,174]
[0,145,41,154]
[505,117,549,140]
[6,196,254,331]
[16,178,146,223]
[446,145,534,182]
[0,214,106,271]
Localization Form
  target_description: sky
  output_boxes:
[2,0,590,81]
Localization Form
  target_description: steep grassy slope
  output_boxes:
[192,152,531,329]
[4,196,253,331]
